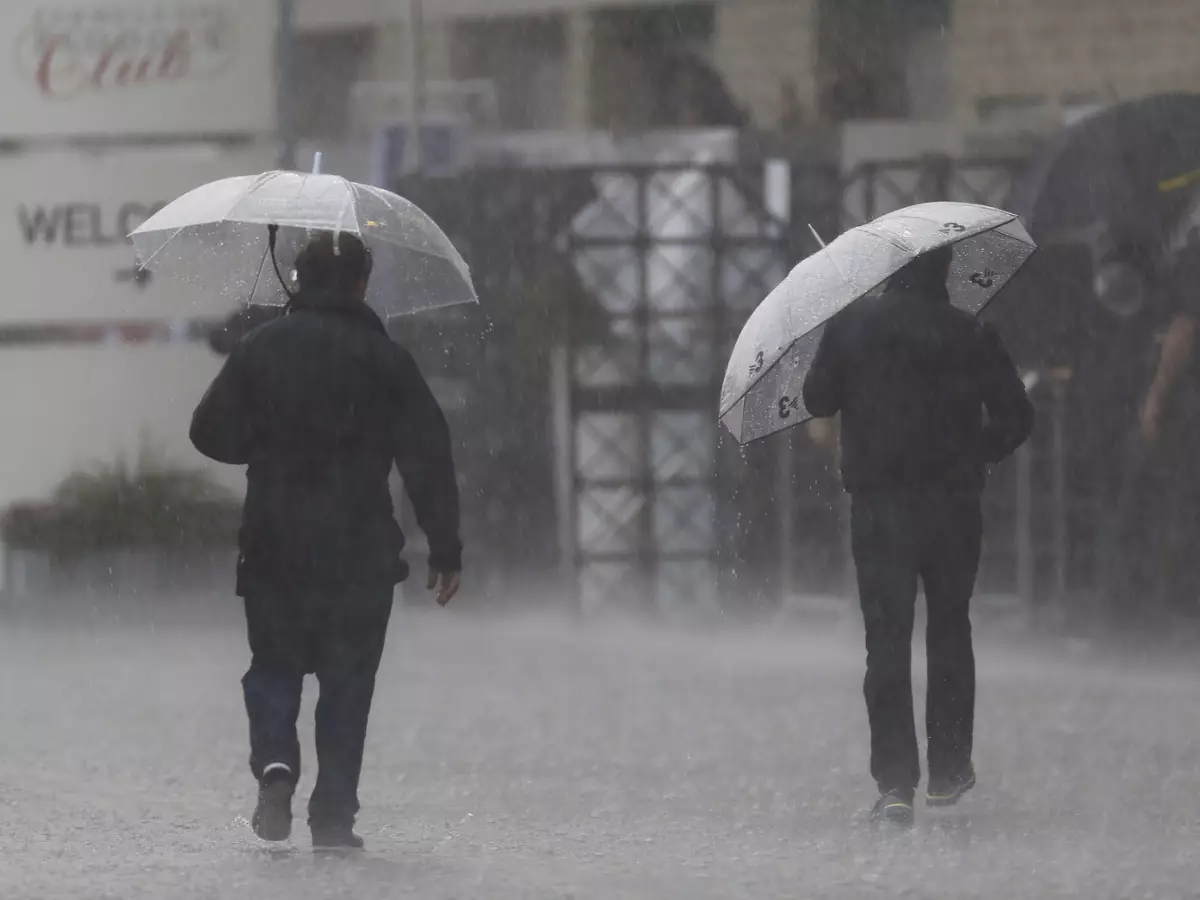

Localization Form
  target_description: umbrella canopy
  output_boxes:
[1008,93,1200,250]
[720,202,1037,444]
[130,171,477,319]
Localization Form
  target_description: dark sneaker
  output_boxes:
[871,791,915,829]
[252,777,295,842]
[311,823,365,852]
[927,766,976,808]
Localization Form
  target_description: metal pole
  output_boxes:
[408,0,425,174]
[276,0,298,170]
[1015,441,1035,606]
[1051,375,1069,601]
[635,171,655,614]
[764,160,794,605]
[777,430,795,601]
[551,345,578,607]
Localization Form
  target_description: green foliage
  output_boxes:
[1,452,241,561]
[504,265,612,378]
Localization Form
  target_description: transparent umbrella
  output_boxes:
[720,202,1037,444]
[129,169,477,319]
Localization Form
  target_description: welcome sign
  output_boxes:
[0,145,274,323]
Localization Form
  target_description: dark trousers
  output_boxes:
[242,580,393,827]
[850,486,981,796]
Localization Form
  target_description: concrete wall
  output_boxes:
[367,19,455,82]
[954,0,1200,122]
[350,0,1200,136]
[714,0,819,130]
[357,0,821,133]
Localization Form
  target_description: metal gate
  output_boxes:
[394,154,1092,614]
[553,162,844,615]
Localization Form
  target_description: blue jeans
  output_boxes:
[242,581,393,827]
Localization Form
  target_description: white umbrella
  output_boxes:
[129,169,477,319]
[720,202,1037,444]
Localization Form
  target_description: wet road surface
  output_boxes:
[1,606,1198,898]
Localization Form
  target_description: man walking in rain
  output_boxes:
[1115,226,1200,616]
[802,245,1033,827]
[190,231,463,850]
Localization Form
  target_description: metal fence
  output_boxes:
[556,163,800,615]
[837,157,1104,605]
[396,155,1091,615]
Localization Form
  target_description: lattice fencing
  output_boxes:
[394,155,1093,614]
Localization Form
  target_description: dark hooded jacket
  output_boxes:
[190,289,462,592]
[802,252,1034,493]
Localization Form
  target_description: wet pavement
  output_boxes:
[1,605,1199,899]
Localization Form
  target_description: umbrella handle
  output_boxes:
[268,224,296,303]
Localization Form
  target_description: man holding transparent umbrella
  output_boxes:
[188,229,463,849]
[190,232,463,850]
[130,163,477,850]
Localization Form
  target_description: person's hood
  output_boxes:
[886,273,950,305]
[888,248,952,303]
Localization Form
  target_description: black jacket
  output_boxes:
[802,279,1034,493]
[190,293,462,590]
[208,304,283,356]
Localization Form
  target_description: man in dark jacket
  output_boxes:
[207,302,283,356]
[191,231,462,850]
[802,245,1033,828]
[1117,236,1200,616]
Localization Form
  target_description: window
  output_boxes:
[289,30,374,139]
[592,3,740,131]
[817,0,952,121]
[451,16,567,131]
[611,2,715,51]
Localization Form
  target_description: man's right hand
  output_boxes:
[1140,313,1197,447]
[1140,393,1163,446]
[428,569,461,606]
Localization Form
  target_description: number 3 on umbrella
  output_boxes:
[778,395,801,419]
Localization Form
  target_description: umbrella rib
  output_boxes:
[246,235,272,305]
[223,171,283,223]
[141,171,284,272]
[343,180,361,235]
[863,224,920,255]
[136,223,191,270]
[363,184,399,211]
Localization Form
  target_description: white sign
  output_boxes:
[0,342,243,519]
[0,145,275,323]
[1,0,277,138]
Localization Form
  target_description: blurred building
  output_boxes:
[285,0,1200,612]
[955,0,1200,138]
[295,0,1200,174]
[2,0,1195,604]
